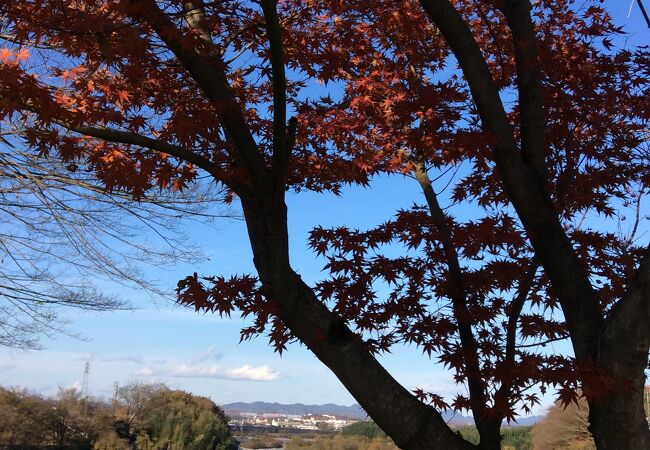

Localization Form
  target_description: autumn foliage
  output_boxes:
[0,0,648,449]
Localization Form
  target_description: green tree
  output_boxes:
[136,389,238,450]
[341,421,386,439]
[116,381,168,429]
[0,385,117,449]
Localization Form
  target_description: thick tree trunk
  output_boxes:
[589,275,650,450]
[416,2,650,446]
[240,195,476,450]
[589,378,650,449]
[473,421,501,450]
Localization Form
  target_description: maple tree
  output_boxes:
[299,1,649,448]
[0,1,648,449]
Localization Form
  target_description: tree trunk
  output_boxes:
[473,420,502,450]
[589,279,650,450]
[240,195,476,450]
[589,381,650,449]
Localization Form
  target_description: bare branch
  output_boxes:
[0,139,226,349]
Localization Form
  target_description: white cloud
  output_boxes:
[223,365,280,381]
[169,363,279,381]
[170,363,221,378]
[64,381,82,393]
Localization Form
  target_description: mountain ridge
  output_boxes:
[222,401,367,419]
[221,401,542,426]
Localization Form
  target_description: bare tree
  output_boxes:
[533,396,595,450]
[0,136,229,349]
[115,381,167,426]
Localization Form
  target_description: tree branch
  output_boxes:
[504,258,539,367]
[260,0,289,188]
[127,0,270,188]
[418,0,515,152]
[413,160,494,432]
[495,258,539,409]
[183,1,211,44]
[62,123,217,174]
[515,335,569,349]
[602,245,650,354]
[417,0,601,360]
[500,0,547,178]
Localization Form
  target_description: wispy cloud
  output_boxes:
[98,354,145,364]
[170,363,221,378]
[413,380,461,400]
[134,367,156,377]
[132,307,246,324]
[169,363,279,381]
[0,363,16,372]
[190,346,222,364]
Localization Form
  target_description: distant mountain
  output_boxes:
[222,402,367,419]
[438,412,543,427]
[221,401,542,427]
[440,411,473,426]
[441,413,543,427]
[504,415,543,427]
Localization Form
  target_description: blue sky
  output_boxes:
[0,174,464,408]
[0,0,647,418]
